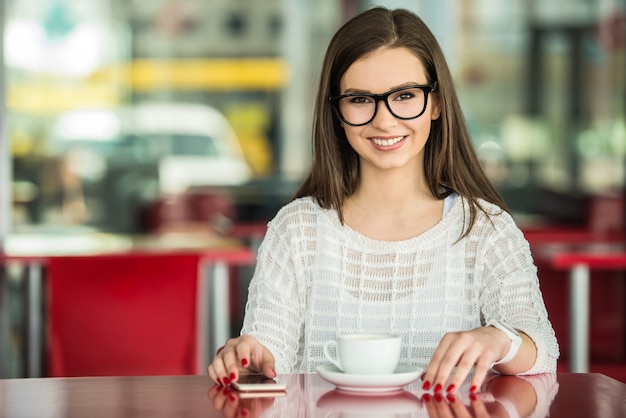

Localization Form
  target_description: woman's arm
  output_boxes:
[240,208,308,373]
[478,210,559,375]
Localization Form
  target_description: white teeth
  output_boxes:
[371,136,404,146]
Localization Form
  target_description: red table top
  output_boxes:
[529,240,626,270]
[0,233,255,265]
[0,372,623,418]
[552,251,626,269]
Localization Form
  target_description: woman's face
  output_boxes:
[338,47,440,175]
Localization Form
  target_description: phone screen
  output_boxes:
[231,375,287,393]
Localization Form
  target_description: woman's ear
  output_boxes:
[430,94,441,120]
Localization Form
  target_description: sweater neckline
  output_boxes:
[327,193,463,247]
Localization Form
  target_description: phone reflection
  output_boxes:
[207,384,280,418]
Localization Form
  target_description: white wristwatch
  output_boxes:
[488,320,522,365]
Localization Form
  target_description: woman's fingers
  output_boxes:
[422,334,452,392]
[424,327,504,393]
[208,338,243,385]
[468,357,493,395]
[208,335,276,385]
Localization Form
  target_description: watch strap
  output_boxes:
[488,320,522,365]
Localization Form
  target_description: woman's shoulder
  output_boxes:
[467,197,525,237]
[273,196,323,216]
[451,195,517,231]
[268,196,332,229]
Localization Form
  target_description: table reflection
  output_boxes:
[207,372,559,418]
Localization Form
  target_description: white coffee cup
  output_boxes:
[323,333,401,374]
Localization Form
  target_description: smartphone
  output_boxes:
[231,374,287,394]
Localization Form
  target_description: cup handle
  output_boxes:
[323,340,343,371]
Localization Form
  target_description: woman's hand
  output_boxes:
[421,326,531,395]
[208,334,277,386]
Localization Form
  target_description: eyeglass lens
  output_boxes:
[337,86,429,126]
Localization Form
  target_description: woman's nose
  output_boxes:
[371,100,398,128]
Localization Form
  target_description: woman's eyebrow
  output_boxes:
[342,81,423,95]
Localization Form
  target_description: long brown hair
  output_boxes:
[294,7,508,238]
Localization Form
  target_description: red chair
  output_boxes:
[46,252,204,377]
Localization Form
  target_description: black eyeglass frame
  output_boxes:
[329,81,438,127]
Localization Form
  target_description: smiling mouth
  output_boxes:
[371,136,405,146]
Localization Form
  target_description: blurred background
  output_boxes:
[2,0,625,235]
[0,0,625,380]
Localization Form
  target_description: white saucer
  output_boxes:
[316,364,422,393]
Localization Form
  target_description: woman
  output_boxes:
[209,7,559,394]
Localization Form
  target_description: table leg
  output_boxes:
[207,262,230,362]
[24,263,43,378]
[196,263,209,375]
[570,264,589,373]
[0,264,7,378]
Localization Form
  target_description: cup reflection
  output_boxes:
[316,389,422,418]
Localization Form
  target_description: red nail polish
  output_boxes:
[470,385,477,393]
[241,358,249,367]
[223,377,230,385]
[470,393,477,401]
[241,408,248,416]
[216,345,225,355]
[434,393,443,402]
[423,393,431,402]
[229,394,237,402]
[434,383,442,393]
[446,384,456,393]
[229,372,236,381]
[447,394,456,403]
[216,378,223,386]
[422,381,431,391]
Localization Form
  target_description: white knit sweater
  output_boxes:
[241,195,559,374]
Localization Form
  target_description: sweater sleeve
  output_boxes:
[476,208,560,374]
[240,206,308,373]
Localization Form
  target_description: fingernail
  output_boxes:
[470,393,477,401]
[241,408,248,416]
[434,393,443,402]
[447,393,456,403]
[216,378,223,386]
[423,393,431,402]
[434,383,442,393]
[229,394,237,402]
[223,377,230,385]
[470,385,477,393]
[422,381,431,391]
[216,345,225,355]
[241,358,249,367]
[229,372,236,381]
[223,387,231,395]
[446,384,456,393]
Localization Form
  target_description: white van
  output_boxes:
[50,102,253,193]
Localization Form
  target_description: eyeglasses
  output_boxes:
[329,82,437,127]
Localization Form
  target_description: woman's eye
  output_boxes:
[394,92,416,101]
[349,96,372,105]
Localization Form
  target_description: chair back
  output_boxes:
[46,252,203,377]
